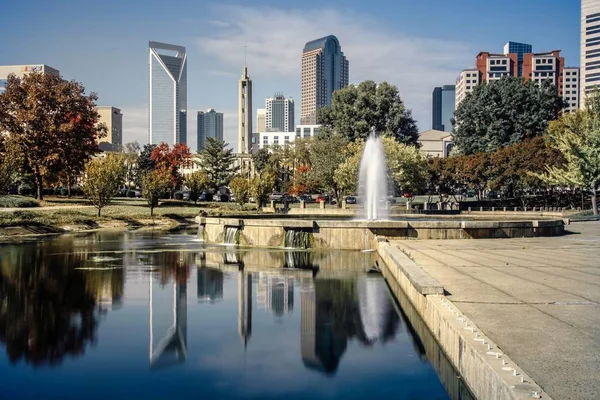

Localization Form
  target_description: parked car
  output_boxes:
[486,191,500,199]
[182,191,190,201]
[345,196,357,204]
[403,192,413,198]
[298,194,312,203]
[134,190,142,198]
[316,194,330,203]
[269,192,284,202]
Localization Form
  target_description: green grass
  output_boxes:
[0,195,39,208]
[0,199,260,228]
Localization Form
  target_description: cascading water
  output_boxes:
[284,229,312,249]
[358,134,389,221]
[197,225,204,242]
[223,227,239,245]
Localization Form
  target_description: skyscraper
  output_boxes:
[431,85,455,132]
[301,35,349,125]
[148,41,187,146]
[95,106,123,152]
[581,0,600,108]
[238,66,252,154]
[197,109,223,151]
[256,108,266,132]
[503,41,532,76]
[265,93,294,132]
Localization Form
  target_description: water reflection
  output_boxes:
[0,232,464,400]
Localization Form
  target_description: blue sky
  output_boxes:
[1,0,580,150]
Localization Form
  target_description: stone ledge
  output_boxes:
[381,242,443,295]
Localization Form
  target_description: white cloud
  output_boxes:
[196,6,473,130]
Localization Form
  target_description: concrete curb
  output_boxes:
[378,241,553,400]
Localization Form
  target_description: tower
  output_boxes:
[148,41,187,146]
[238,66,253,153]
[581,0,600,108]
[301,35,349,125]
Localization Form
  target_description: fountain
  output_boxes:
[358,134,389,220]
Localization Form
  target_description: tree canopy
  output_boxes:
[0,72,105,199]
[317,81,418,145]
[81,154,126,216]
[452,77,565,155]
[199,138,238,191]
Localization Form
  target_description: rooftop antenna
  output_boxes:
[243,44,248,67]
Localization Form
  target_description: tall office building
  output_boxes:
[581,0,600,108]
[95,106,123,152]
[455,69,480,106]
[256,108,266,132]
[301,35,349,125]
[265,93,294,132]
[197,109,223,151]
[238,66,253,154]
[431,85,455,132]
[503,41,532,76]
[148,41,187,146]
[0,64,59,94]
[563,67,581,112]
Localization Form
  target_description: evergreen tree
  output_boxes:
[199,138,238,191]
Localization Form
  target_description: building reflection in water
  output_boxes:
[148,269,188,369]
[197,266,224,304]
[238,271,252,348]
[257,272,294,316]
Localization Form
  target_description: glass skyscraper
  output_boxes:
[432,85,456,132]
[503,41,532,76]
[148,41,187,146]
[197,109,223,151]
[265,93,294,132]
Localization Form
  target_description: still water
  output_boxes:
[0,232,472,400]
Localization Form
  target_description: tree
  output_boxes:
[0,137,20,195]
[0,73,106,200]
[252,148,271,177]
[199,138,237,192]
[308,134,348,205]
[81,154,126,216]
[317,81,418,145]
[538,102,600,214]
[452,77,565,155]
[230,175,250,209]
[185,171,208,204]
[334,140,363,196]
[250,171,276,208]
[382,137,429,194]
[151,142,192,195]
[138,144,157,173]
[141,169,171,217]
[123,142,140,189]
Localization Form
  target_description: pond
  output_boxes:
[0,232,473,400]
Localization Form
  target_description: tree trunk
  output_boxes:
[34,170,44,200]
[592,187,598,215]
[150,205,154,217]
[67,181,72,198]
[97,207,101,217]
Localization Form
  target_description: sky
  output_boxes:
[1,0,580,151]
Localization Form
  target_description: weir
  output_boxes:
[284,229,312,249]
[223,226,239,245]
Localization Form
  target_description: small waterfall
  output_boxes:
[197,224,204,242]
[223,226,239,245]
[284,251,312,269]
[284,229,312,249]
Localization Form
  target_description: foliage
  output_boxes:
[0,195,39,208]
[81,154,126,216]
[317,81,418,145]
[123,141,141,189]
[229,175,250,209]
[141,169,171,216]
[0,137,20,195]
[537,98,600,214]
[382,137,428,194]
[308,134,348,205]
[0,72,105,200]
[185,171,209,204]
[250,172,276,208]
[452,77,565,155]
[151,142,192,192]
[334,140,363,196]
[252,148,271,176]
[199,138,237,191]
[138,144,157,173]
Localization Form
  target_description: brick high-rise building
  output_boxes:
[301,35,349,125]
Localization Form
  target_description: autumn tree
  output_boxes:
[452,77,564,155]
[0,72,105,200]
[81,154,126,216]
[141,169,171,217]
[317,81,418,145]
[199,138,237,192]
[122,142,140,189]
[308,134,348,205]
[184,171,208,204]
[229,175,250,209]
[334,140,363,196]
[250,171,276,208]
[0,137,20,195]
[151,142,192,195]
[252,148,270,177]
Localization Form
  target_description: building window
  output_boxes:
[262,137,268,145]
[303,127,310,136]
[566,78,570,82]
[536,59,541,64]
[502,60,507,65]
[274,136,279,145]
[284,136,290,144]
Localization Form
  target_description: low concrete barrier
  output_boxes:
[378,241,553,400]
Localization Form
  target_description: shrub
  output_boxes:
[174,191,184,200]
[18,184,34,196]
[0,195,39,208]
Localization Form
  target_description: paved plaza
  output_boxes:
[391,221,600,400]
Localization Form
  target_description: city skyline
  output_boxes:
[1,0,580,149]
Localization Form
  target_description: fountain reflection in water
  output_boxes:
[358,134,389,221]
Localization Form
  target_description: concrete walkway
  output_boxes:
[391,222,600,400]
[0,204,94,212]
